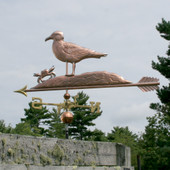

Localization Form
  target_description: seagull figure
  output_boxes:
[45,31,107,76]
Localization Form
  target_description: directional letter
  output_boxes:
[32,97,43,110]
[90,102,101,113]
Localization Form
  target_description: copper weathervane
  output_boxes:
[15,31,160,138]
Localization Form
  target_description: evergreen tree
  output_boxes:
[107,126,139,169]
[152,19,170,107]
[13,122,42,136]
[140,113,170,170]
[46,108,65,138]
[0,120,13,133]
[86,128,107,141]
[140,19,170,170]
[69,91,102,140]
[21,102,51,135]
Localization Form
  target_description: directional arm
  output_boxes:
[31,97,101,114]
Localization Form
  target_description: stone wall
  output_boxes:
[0,164,134,170]
[0,134,133,169]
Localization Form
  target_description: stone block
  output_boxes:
[0,134,131,167]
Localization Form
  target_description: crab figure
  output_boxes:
[34,66,56,83]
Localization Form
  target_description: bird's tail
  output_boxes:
[101,53,107,57]
[96,53,107,57]
[85,53,107,59]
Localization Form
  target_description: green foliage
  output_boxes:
[140,19,170,170]
[1,138,6,147]
[157,85,170,104]
[139,112,170,170]
[50,144,64,161]
[152,18,170,125]
[87,128,107,141]
[46,108,65,139]
[69,92,102,140]
[40,154,52,166]
[12,122,42,136]
[7,148,15,157]
[21,102,51,135]
[107,126,137,144]
[107,126,139,169]
[152,56,170,79]
[150,103,170,125]
[152,18,170,80]
[0,120,13,133]
[156,18,170,41]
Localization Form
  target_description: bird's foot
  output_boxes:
[65,74,75,77]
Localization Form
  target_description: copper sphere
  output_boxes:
[64,93,70,100]
[61,111,73,124]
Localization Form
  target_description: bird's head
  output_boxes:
[45,31,64,41]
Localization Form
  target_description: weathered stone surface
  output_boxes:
[0,165,134,170]
[32,71,131,89]
[0,134,132,168]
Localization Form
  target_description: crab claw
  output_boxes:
[33,73,40,77]
[49,66,55,72]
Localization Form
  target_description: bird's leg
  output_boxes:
[66,62,69,76]
[65,62,75,77]
[72,63,76,76]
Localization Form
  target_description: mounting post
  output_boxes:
[65,124,69,139]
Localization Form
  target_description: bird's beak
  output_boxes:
[45,36,52,41]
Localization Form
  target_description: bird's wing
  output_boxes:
[63,42,95,57]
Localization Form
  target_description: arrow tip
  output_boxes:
[14,85,28,97]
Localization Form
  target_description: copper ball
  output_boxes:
[61,111,73,124]
[64,93,70,100]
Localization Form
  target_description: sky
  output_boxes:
[0,0,169,135]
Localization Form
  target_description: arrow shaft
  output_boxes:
[26,82,159,92]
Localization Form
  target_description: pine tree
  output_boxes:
[0,120,13,133]
[150,18,170,125]
[87,128,107,141]
[46,108,65,138]
[140,19,170,170]
[69,91,102,140]
[152,18,170,107]
[21,102,51,135]
[107,126,139,169]
[13,122,41,136]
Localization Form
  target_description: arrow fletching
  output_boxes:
[137,77,159,92]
